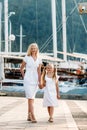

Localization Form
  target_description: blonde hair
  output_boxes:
[41,63,57,86]
[47,64,57,80]
[41,66,46,86]
[27,43,39,56]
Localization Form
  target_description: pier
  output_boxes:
[0,96,87,130]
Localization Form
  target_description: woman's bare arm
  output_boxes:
[37,64,42,83]
[20,61,26,78]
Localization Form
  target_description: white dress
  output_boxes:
[43,75,58,107]
[23,55,41,99]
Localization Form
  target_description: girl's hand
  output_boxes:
[57,94,60,99]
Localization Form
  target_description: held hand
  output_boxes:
[38,83,43,89]
[57,94,60,99]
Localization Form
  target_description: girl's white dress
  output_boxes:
[43,75,58,107]
[23,55,41,99]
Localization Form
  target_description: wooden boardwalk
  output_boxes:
[0,96,87,130]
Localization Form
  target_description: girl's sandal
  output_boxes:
[48,117,53,123]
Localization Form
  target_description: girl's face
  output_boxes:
[46,64,54,73]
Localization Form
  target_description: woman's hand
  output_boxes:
[38,83,43,89]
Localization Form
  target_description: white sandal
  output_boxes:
[31,114,37,123]
[48,117,53,123]
[27,113,32,121]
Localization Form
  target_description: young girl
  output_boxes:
[39,63,60,122]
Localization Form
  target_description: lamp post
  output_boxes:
[4,0,15,53]
[16,24,26,54]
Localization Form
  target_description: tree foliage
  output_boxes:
[0,0,87,55]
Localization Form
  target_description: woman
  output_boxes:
[20,43,42,123]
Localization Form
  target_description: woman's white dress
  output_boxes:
[43,75,58,107]
[23,55,41,99]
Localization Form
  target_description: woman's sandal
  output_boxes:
[27,113,37,123]
[31,114,37,123]
[27,113,32,121]
[48,117,53,123]
[31,119,37,123]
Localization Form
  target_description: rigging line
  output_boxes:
[18,0,24,24]
[40,22,64,52]
[56,0,61,25]
[40,24,66,52]
[40,36,52,52]
[40,22,62,52]
[57,0,82,32]
[40,25,61,52]
[40,23,62,52]
[74,0,87,33]
[40,25,64,52]
[66,0,82,53]
[40,40,53,53]
[57,0,81,32]
[36,0,38,43]
[73,43,76,52]
[40,0,79,52]
[40,34,52,51]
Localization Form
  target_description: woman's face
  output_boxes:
[31,45,38,54]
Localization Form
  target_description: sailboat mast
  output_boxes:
[51,0,57,58]
[0,3,2,52]
[62,0,67,61]
[4,0,8,53]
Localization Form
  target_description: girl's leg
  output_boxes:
[49,106,54,119]
[48,106,54,122]
[47,107,50,116]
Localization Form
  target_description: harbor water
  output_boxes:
[1,79,87,99]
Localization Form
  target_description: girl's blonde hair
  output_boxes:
[41,66,46,87]
[27,43,39,56]
[47,64,57,80]
[41,63,57,86]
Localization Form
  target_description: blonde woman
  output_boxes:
[20,43,42,123]
[39,63,60,122]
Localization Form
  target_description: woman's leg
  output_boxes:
[27,99,33,121]
[28,99,37,122]
[28,99,34,114]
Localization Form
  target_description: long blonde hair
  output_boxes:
[41,66,46,87]
[41,63,57,86]
[48,64,57,80]
[27,43,39,56]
